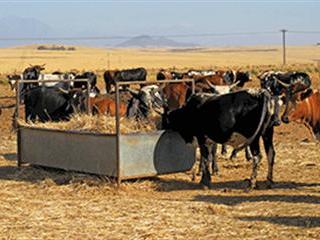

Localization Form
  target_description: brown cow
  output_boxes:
[194,70,250,91]
[287,90,320,140]
[89,96,127,117]
[161,82,191,111]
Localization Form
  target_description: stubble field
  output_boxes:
[0,45,319,239]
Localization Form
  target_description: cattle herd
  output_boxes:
[2,65,319,189]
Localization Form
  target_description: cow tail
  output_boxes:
[231,90,269,155]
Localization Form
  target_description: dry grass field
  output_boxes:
[0,44,319,74]
[0,45,320,239]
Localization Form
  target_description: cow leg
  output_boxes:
[248,139,262,190]
[245,147,253,161]
[221,144,227,155]
[198,137,212,188]
[262,127,275,188]
[211,143,219,175]
[106,83,111,94]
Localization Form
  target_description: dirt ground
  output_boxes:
[0,71,320,239]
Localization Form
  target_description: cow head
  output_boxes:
[126,85,166,119]
[162,94,203,143]
[23,64,45,80]
[235,71,251,87]
[259,71,312,124]
[7,74,21,90]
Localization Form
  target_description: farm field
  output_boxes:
[0,45,320,239]
[0,45,319,74]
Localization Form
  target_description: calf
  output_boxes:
[162,90,277,189]
[89,96,127,117]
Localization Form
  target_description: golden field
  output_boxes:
[0,45,320,239]
[0,44,319,74]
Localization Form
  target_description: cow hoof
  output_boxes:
[244,178,257,191]
[212,170,219,176]
[266,179,274,189]
[200,180,212,190]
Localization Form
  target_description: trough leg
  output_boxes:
[221,144,227,156]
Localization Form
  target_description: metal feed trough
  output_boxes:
[16,79,196,184]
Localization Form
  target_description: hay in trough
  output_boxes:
[18,114,161,134]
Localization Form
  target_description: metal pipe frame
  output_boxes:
[15,78,91,168]
[114,78,195,185]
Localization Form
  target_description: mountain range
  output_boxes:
[0,16,196,48]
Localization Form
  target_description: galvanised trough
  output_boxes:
[17,79,196,184]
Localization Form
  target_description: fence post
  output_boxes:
[281,29,287,65]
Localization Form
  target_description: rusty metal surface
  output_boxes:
[119,130,196,178]
[20,128,118,176]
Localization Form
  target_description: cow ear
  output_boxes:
[300,88,313,101]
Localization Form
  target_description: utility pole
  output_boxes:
[280,29,287,65]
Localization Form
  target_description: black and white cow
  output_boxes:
[126,85,166,120]
[258,71,312,124]
[162,89,277,189]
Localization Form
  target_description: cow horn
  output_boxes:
[276,79,290,88]
[127,88,139,97]
[205,79,217,90]
[229,80,241,89]
[58,87,69,94]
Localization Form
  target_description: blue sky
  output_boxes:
[0,1,319,46]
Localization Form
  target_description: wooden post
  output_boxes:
[281,29,287,65]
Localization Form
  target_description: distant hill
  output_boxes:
[116,35,196,48]
[0,16,54,47]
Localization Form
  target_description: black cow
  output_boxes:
[259,71,312,124]
[162,90,277,189]
[156,69,187,80]
[20,64,46,93]
[104,67,147,93]
[74,71,100,96]
[23,86,85,122]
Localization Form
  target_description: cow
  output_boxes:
[23,86,86,122]
[161,82,192,111]
[7,74,21,90]
[74,71,100,96]
[258,71,312,125]
[156,69,187,80]
[90,96,127,117]
[73,94,127,117]
[162,89,277,190]
[126,85,166,121]
[194,70,251,92]
[104,67,147,93]
[285,90,320,140]
[160,80,245,160]
[187,69,216,77]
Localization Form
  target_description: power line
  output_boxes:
[0,31,279,41]
[289,30,320,34]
